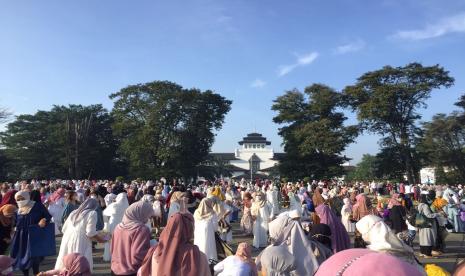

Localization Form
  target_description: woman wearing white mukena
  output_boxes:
[251,192,273,249]
[194,197,220,261]
[266,186,280,216]
[102,192,129,262]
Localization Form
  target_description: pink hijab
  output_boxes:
[61,253,91,276]
[387,193,402,209]
[49,188,66,204]
[139,212,203,276]
[119,201,154,230]
[314,249,422,276]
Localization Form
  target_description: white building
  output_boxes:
[209,133,284,179]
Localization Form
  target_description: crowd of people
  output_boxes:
[0,178,464,275]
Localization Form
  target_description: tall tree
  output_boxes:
[272,84,358,180]
[0,107,10,123]
[344,63,454,183]
[0,105,122,180]
[419,95,465,182]
[110,81,231,180]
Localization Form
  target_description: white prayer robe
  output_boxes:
[48,197,65,235]
[341,205,355,233]
[252,203,273,248]
[288,192,302,216]
[55,210,98,272]
[267,190,280,215]
[194,214,219,261]
[102,193,129,262]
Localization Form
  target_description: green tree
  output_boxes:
[344,63,454,183]
[110,81,231,180]
[0,107,11,123]
[419,96,465,181]
[0,105,122,180]
[272,84,358,180]
[347,154,378,181]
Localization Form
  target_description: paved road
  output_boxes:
[14,224,465,275]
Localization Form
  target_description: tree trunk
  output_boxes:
[400,131,416,184]
[75,122,80,179]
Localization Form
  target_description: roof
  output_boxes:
[229,165,249,172]
[208,153,237,160]
[232,172,270,179]
[271,152,286,160]
[238,133,271,145]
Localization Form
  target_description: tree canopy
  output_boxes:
[0,104,123,180]
[344,63,454,183]
[272,83,358,180]
[110,81,231,180]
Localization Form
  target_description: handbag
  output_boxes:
[414,213,433,228]
[29,223,56,257]
[214,232,233,260]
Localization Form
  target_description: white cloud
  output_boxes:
[278,51,319,77]
[217,15,232,23]
[333,39,366,54]
[251,79,267,88]
[297,52,319,65]
[392,12,465,40]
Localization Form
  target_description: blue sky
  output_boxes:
[1,0,464,164]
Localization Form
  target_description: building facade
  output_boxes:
[209,133,284,179]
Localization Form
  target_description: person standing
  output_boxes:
[418,195,439,258]
[0,205,17,254]
[388,193,407,234]
[194,198,219,261]
[111,201,154,276]
[55,198,108,273]
[240,192,253,235]
[47,188,66,235]
[103,192,129,262]
[266,186,280,216]
[251,192,272,249]
[61,190,79,224]
[341,198,355,233]
[10,191,52,276]
[316,204,350,253]
[137,212,211,276]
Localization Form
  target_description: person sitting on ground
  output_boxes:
[214,242,258,276]
[356,215,426,275]
[38,253,91,276]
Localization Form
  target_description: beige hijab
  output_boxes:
[194,198,215,220]
[251,192,267,216]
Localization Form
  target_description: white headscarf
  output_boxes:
[103,193,129,220]
[15,190,35,215]
[356,215,412,253]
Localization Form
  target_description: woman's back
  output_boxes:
[216,255,252,276]
[56,210,97,271]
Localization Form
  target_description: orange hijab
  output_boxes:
[0,204,17,227]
